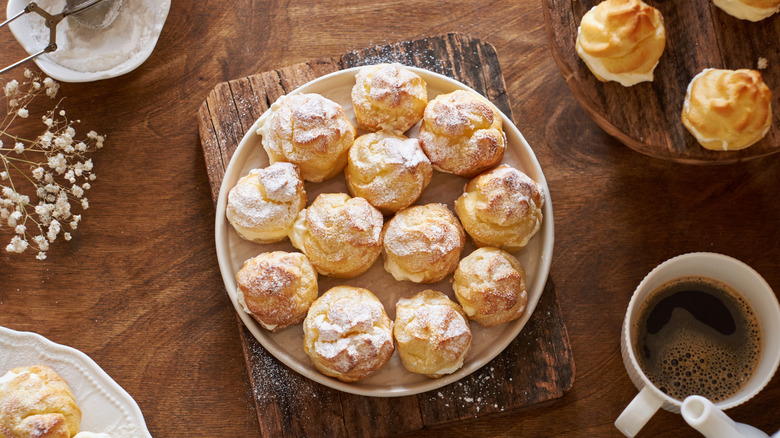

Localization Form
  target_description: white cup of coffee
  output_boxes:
[615,252,780,437]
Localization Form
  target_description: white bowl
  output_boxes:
[5,0,170,82]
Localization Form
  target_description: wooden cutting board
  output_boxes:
[542,0,780,164]
[197,33,574,438]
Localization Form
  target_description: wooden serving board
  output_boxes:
[197,33,574,437]
[542,0,780,164]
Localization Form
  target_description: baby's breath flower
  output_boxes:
[8,211,22,227]
[4,80,19,97]
[33,235,48,250]
[47,219,60,242]
[6,235,28,253]
[43,77,59,97]
[2,72,102,258]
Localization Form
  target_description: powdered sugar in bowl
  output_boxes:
[5,0,171,82]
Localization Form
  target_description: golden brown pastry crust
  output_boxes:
[394,290,472,378]
[289,193,383,278]
[235,251,318,332]
[303,286,394,382]
[381,203,465,283]
[226,162,307,244]
[345,131,433,214]
[418,90,506,177]
[260,93,357,183]
[452,247,528,327]
[681,69,772,151]
[351,63,428,133]
[575,0,666,86]
[712,0,780,21]
[0,365,81,438]
[454,165,544,252]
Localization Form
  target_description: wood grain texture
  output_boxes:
[2,0,780,436]
[543,0,780,164]
[197,33,574,437]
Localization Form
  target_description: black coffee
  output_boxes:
[633,276,762,402]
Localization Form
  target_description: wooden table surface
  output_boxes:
[1,1,778,437]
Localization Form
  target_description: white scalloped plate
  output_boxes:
[0,326,152,437]
[6,0,170,82]
[215,66,555,397]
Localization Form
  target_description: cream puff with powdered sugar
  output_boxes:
[226,162,306,244]
[394,290,472,378]
[303,286,394,382]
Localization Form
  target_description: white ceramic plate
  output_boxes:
[5,0,170,82]
[215,66,554,397]
[0,326,152,437]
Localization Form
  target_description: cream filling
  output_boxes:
[384,256,427,283]
[226,218,289,243]
[74,433,112,438]
[712,0,780,21]
[288,210,308,254]
[255,100,281,137]
[431,311,470,376]
[576,27,658,87]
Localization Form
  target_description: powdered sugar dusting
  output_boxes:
[384,204,463,258]
[226,162,304,237]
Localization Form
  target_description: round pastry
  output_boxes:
[0,364,82,438]
[259,93,357,182]
[226,162,306,244]
[681,68,772,151]
[454,164,545,252]
[351,63,428,133]
[235,251,318,332]
[418,90,506,177]
[575,0,666,87]
[394,290,472,378]
[289,193,383,278]
[382,203,465,283]
[345,131,433,214]
[712,0,780,21]
[303,286,394,382]
[452,247,528,327]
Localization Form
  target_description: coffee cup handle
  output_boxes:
[615,386,664,437]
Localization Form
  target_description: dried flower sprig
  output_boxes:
[1,69,103,260]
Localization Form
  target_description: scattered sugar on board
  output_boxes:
[248,341,323,424]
